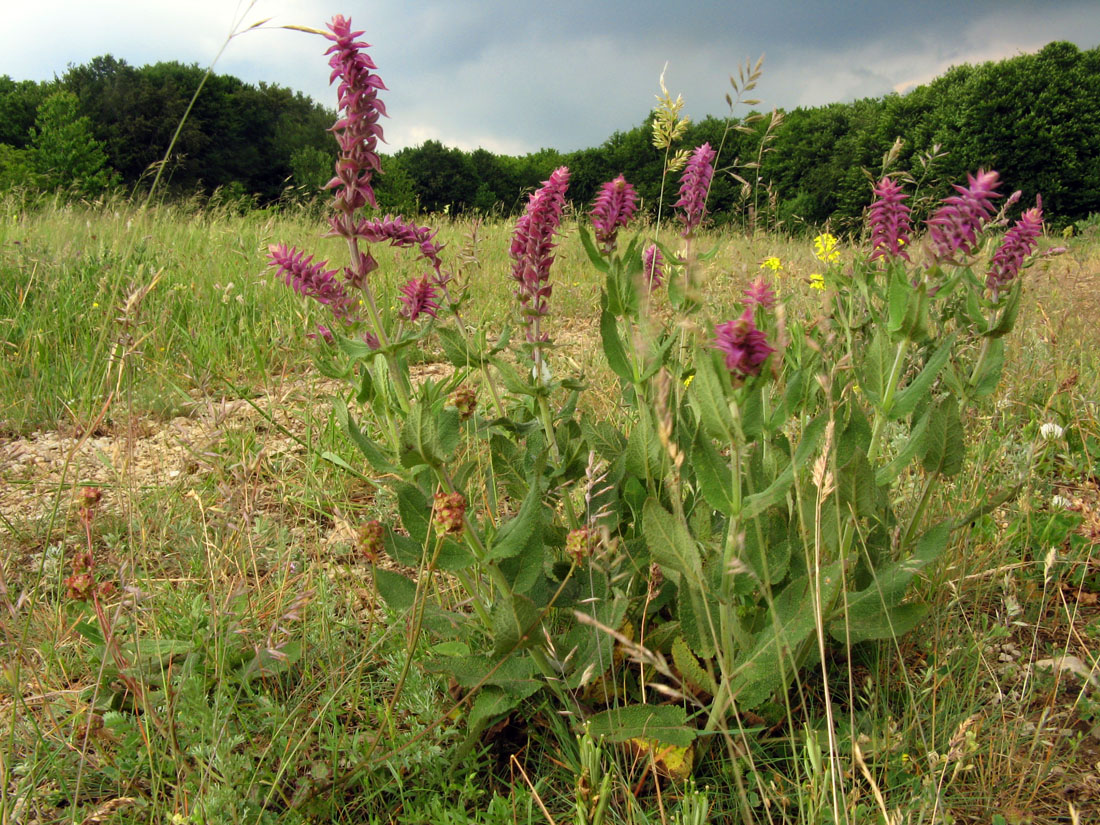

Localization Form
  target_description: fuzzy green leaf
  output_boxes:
[643,498,702,585]
[889,333,956,420]
[373,567,417,612]
[691,434,734,516]
[600,304,634,382]
[586,704,696,747]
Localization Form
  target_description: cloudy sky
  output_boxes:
[4,1,1100,155]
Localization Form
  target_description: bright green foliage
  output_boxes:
[29,90,116,195]
[303,160,1036,761]
[0,142,36,190]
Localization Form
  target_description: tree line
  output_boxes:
[1,41,1098,227]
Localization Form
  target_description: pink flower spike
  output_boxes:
[397,275,441,321]
[986,195,1043,296]
[675,143,716,236]
[267,243,352,318]
[927,169,1001,262]
[591,174,638,254]
[742,277,777,309]
[510,166,571,342]
[713,308,775,380]
[868,176,912,262]
[642,244,665,291]
[323,15,387,215]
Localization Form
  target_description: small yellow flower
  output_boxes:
[760,256,782,272]
[92,302,99,308]
[809,272,826,291]
[813,233,840,265]
[683,374,695,388]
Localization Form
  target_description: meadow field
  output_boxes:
[2,192,1100,824]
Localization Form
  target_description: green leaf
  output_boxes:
[889,333,957,420]
[829,602,928,643]
[689,350,732,442]
[887,268,910,334]
[875,403,933,486]
[373,567,417,611]
[836,447,876,516]
[691,434,734,516]
[987,278,1022,338]
[488,482,542,561]
[586,704,696,747]
[437,326,483,367]
[384,529,421,566]
[729,563,843,710]
[582,418,627,460]
[678,581,719,660]
[335,333,379,359]
[397,483,431,546]
[919,396,964,477]
[491,593,542,657]
[857,328,890,404]
[437,407,461,460]
[333,398,399,474]
[600,304,634,382]
[741,413,827,520]
[642,498,702,585]
[970,338,1004,398]
[578,223,611,273]
[672,636,717,696]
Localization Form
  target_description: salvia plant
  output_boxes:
[268,16,1049,766]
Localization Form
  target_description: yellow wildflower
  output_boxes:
[813,232,840,265]
[760,256,782,272]
[809,272,826,290]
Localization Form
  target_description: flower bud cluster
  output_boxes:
[590,175,638,254]
[433,492,467,536]
[448,385,477,420]
[357,520,384,561]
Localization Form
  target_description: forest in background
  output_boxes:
[1,40,1098,229]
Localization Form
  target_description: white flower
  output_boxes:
[1039,422,1064,441]
[1051,494,1073,510]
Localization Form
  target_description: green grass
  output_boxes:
[2,194,1099,823]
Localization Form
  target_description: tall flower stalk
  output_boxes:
[510,166,571,379]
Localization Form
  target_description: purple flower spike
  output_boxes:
[346,214,446,281]
[397,275,441,321]
[642,243,665,290]
[868,176,912,261]
[268,244,352,318]
[323,16,387,216]
[676,143,716,236]
[591,174,638,254]
[742,277,777,309]
[986,196,1043,295]
[927,169,1001,262]
[510,166,571,342]
[714,308,775,380]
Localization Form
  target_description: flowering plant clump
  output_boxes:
[263,18,1050,776]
